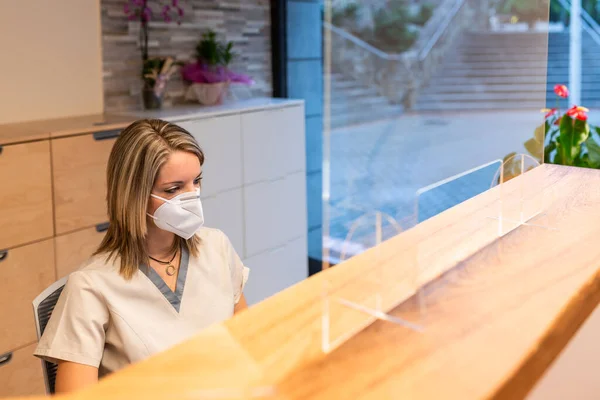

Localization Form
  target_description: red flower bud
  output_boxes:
[554,84,569,98]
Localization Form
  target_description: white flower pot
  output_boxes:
[187,82,229,105]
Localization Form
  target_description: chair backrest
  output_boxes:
[32,277,68,394]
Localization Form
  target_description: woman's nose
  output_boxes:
[183,181,197,192]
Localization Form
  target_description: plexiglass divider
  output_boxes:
[321,210,424,353]
[320,0,554,356]
[416,160,504,286]
[490,154,558,237]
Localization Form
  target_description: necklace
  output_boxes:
[149,249,178,276]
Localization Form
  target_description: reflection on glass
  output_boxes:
[320,0,570,268]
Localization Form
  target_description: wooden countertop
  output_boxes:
[0,98,304,146]
[13,165,600,399]
[0,114,133,146]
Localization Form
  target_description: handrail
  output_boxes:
[322,21,404,60]
[418,0,467,62]
[325,0,468,63]
[555,0,600,45]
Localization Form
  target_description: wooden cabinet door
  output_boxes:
[0,343,46,397]
[52,132,116,234]
[55,223,108,279]
[0,240,55,354]
[0,141,53,249]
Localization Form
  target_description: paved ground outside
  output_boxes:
[325,110,600,261]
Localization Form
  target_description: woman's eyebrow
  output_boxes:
[161,180,184,186]
[160,174,202,186]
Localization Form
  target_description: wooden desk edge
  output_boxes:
[493,267,600,399]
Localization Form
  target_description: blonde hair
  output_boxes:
[95,119,204,279]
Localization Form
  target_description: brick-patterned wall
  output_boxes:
[101,0,272,112]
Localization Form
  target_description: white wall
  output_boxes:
[0,0,103,124]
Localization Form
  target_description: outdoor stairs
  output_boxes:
[415,31,600,111]
[330,73,402,129]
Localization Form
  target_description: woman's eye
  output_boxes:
[164,187,179,194]
[194,178,202,186]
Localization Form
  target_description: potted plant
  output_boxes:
[497,0,550,29]
[124,0,185,109]
[142,57,181,109]
[181,30,254,105]
[503,84,600,179]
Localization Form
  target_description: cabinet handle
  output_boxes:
[0,250,7,262]
[0,352,12,367]
[93,129,120,141]
[96,222,110,232]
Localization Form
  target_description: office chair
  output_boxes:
[32,277,68,394]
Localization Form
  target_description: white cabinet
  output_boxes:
[242,105,306,185]
[174,101,307,305]
[243,236,308,305]
[179,115,242,197]
[244,172,307,258]
[201,188,244,257]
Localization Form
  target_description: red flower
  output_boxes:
[567,105,589,121]
[541,108,557,119]
[554,84,569,98]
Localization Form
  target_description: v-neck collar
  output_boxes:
[141,246,190,313]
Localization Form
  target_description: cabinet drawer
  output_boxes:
[242,105,306,185]
[52,133,116,234]
[0,343,46,397]
[55,223,108,279]
[179,115,242,197]
[0,141,53,250]
[0,240,55,354]
[244,172,307,257]
[243,236,308,305]
[202,189,244,258]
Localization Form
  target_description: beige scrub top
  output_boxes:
[34,227,249,377]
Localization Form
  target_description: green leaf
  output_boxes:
[557,116,589,165]
[503,152,517,163]
[558,116,574,165]
[534,123,545,143]
[554,143,563,164]
[586,134,600,168]
[573,119,590,145]
[544,141,556,164]
[524,138,543,161]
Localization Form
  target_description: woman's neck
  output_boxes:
[146,223,177,259]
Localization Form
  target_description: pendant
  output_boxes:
[166,264,176,276]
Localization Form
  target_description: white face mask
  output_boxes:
[147,189,204,239]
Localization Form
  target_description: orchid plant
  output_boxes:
[181,30,253,85]
[124,0,184,95]
[523,84,600,168]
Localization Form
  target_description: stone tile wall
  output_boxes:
[101,0,272,112]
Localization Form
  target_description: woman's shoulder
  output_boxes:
[70,252,120,278]
[195,226,228,244]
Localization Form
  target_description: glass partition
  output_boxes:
[320,0,559,341]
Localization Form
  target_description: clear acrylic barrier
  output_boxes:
[321,211,424,353]
[416,161,504,286]
[490,154,557,237]
[320,0,554,356]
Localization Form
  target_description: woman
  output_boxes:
[34,119,249,393]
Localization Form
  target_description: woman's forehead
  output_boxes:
[156,151,201,183]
